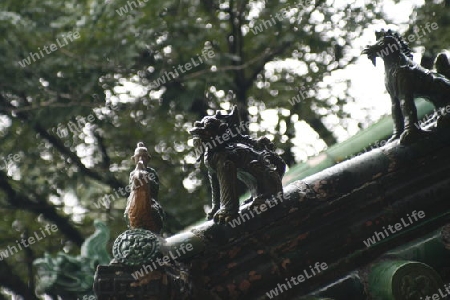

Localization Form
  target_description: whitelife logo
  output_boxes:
[250,0,314,35]
[94,169,156,209]
[131,242,194,280]
[0,224,58,261]
[375,22,438,60]
[227,191,287,228]
[265,262,328,298]
[415,104,450,130]
[0,153,22,171]
[420,283,450,300]
[193,120,251,159]
[115,0,149,16]
[18,31,80,67]
[149,49,215,89]
[363,210,425,247]
[288,86,309,106]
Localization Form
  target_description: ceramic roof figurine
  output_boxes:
[189,105,286,223]
[125,142,165,233]
[362,29,450,144]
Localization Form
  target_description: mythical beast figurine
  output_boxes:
[362,29,450,144]
[189,106,286,223]
[34,220,111,299]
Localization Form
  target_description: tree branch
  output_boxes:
[0,96,124,190]
[245,42,292,89]
[0,171,85,246]
[94,130,112,170]
[35,121,123,188]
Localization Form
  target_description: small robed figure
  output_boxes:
[124,142,165,234]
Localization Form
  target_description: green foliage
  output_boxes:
[0,0,393,298]
[403,0,450,65]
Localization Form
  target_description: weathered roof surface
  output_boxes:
[282,98,433,185]
[95,117,450,299]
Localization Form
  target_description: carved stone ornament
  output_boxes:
[362,29,450,144]
[189,105,286,223]
[112,228,162,266]
[124,142,165,233]
[112,142,166,266]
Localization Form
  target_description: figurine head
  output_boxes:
[189,106,241,149]
[132,142,151,166]
[362,29,412,66]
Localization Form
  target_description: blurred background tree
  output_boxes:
[1,0,447,298]
[402,0,450,69]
